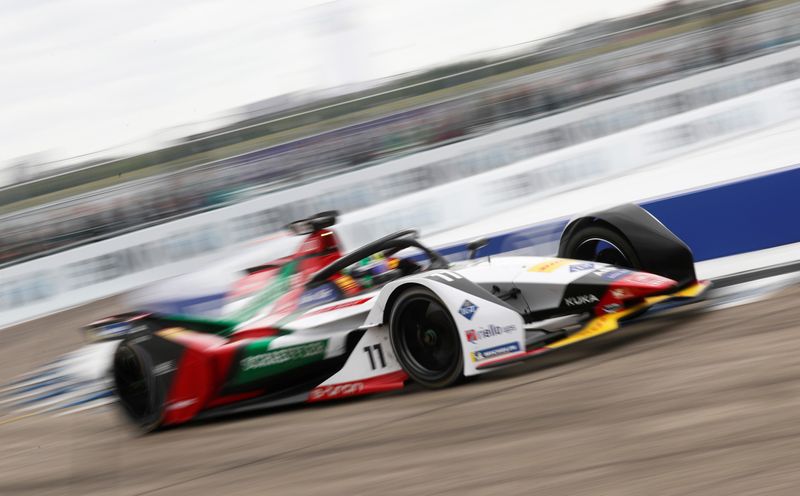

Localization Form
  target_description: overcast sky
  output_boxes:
[0,0,664,169]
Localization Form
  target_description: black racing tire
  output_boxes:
[560,225,642,269]
[389,287,464,389]
[113,343,163,433]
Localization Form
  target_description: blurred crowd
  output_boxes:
[3,1,800,266]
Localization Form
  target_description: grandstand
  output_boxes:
[2,0,798,267]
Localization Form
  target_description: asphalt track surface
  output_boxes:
[2,284,800,496]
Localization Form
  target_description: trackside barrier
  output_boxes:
[643,166,800,261]
[3,79,800,327]
[330,77,800,248]
[435,165,800,263]
[134,165,800,317]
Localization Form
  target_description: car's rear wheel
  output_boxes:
[389,287,463,389]
[561,225,641,269]
[113,343,163,432]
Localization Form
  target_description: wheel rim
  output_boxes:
[395,296,459,381]
[574,237,633,267]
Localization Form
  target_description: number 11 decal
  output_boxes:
[363,343,387,370]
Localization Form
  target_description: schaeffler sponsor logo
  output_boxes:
[465,324,516,344]
[593,267,631,280]
[569,262,595,272]
[459,300,478,320]
[242,341,327,371]
[563,294,599,306]
[310,382,365,401]
[470,342,521,362]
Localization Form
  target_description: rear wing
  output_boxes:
[83,312,239,342]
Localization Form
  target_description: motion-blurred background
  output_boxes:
[6,3,800,495]
[2,0,798,268]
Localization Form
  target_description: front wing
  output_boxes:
[475,280,712,370]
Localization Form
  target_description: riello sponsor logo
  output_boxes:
[465,324,516,344]
[563,294,599,306]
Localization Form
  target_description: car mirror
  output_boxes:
[467,238,489,260]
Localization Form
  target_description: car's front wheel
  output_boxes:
[389,287,463,389]
[560,225,641,269]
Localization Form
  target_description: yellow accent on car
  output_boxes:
[334,274,358,291]
[155,327,187,339]
[546,280,710,349]
[672,280,711,298]
[545,307,634,349]
[527,258,573,273]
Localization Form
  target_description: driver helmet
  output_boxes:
[346,253,400,288]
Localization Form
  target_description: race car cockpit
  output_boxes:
[306,229,449,297]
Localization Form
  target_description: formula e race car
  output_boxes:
[94,205,709,431]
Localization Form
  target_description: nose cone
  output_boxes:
[613,272,678,298]
[596,271,677,315]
